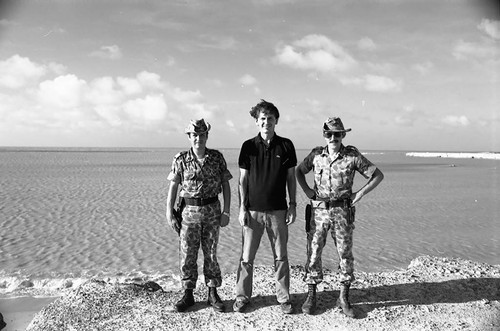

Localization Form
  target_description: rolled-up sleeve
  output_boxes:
[167,157,181,182]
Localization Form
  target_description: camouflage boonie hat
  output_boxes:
[185,119,211,134]
[323,117,351,133]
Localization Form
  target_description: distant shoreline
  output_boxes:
[406,152,500,160]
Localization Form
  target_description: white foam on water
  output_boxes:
[406,152,500,160]
[0,271,181,298]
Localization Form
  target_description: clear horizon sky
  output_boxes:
[0,0,498,152]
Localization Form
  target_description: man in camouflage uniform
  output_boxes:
[296,117,384,317]
[166,119,232,312]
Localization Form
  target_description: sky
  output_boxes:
[0,0,498,151]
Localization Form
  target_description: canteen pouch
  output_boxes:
[305,203,312,232]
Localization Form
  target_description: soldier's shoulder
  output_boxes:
[344,145,361,156]
[302,146,324,160]
[311,146,324,155]
[173,150,189,161]
[208,148,224,157]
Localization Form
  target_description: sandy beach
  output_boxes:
[25,256,500,331]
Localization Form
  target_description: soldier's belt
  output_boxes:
[311,199,350,209]
[183,196,218,206]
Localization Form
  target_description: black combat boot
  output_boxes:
[174,289,195,312]
[301,284,317,315]
[337,284,355,318]
[207,287,225,312]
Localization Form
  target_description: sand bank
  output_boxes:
[25,256,500,331]
[406,152,500,160]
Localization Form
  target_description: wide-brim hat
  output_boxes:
[184,119,211,134]
[323,117,351,133]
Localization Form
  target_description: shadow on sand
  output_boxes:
[291,277,500,318]
[170,277,500,317]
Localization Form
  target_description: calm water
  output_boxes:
[0,147,499,293]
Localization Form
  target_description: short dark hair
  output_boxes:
[249,99,280,119]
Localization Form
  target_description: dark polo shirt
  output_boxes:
[239,133,297,211]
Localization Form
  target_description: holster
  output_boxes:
[310,198,355,225]
[172,198,186,235]
[305,204,312,232]
[348,205,356,225]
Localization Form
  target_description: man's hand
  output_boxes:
[286,205,296,225]
[220,213,230,227]
[167,210,181,235]
[305,188,316,200]
[350,191,363,205]
[238,208,249,227]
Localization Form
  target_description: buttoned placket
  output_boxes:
[325,149,344,200]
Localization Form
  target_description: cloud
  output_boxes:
[364,75,402,92]
[441,115,470,127]
[225,119,236,132]
[357,37,377,51]
[239,74,257,86]
[274,34,401,93]
[238,75,261,94]
[453,39,499,60]
[452,19,500,61]
[42,27,66,37]
[89,45,123,60]
[136,71,164,90]
[274,34,357,73]
[207,79,223,87]
[478,19,500,40]
[123,94,168,123]
[340,74,402,93]
[412,61,434,75]
[0,55,48,89]
[171,87,202,104]
[197,35,238,50]
[0,55,214,138]
[394,105,421,126]
[117,77,143,95]
[38,75,86,109]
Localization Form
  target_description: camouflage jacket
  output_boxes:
[297,144,376,200]
[167,148,232,198]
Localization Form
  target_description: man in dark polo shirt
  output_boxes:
[233,99,297,314]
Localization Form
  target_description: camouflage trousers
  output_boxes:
[304,205,356,285]
[179,201,222,289]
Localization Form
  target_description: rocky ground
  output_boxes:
[27,255,500,331]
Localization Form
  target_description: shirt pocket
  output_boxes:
[184,169,197,181]
[314,168,324,185]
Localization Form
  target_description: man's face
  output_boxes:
[188,132,208,149]
[323,131,345,148]
[255,111,278,136]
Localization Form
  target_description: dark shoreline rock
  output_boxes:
[27,256,500,331]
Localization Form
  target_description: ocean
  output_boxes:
[1,147,499,297]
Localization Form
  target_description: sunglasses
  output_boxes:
[189,132,207,138]
[323,131,343,139]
